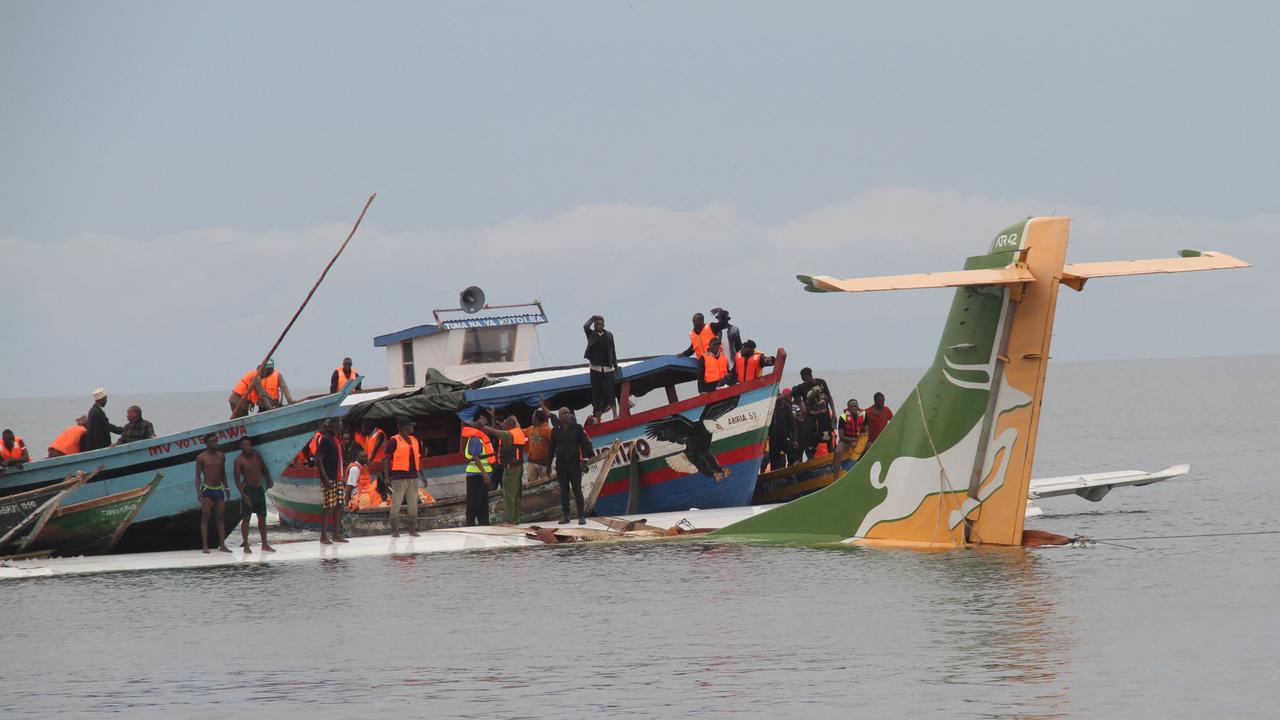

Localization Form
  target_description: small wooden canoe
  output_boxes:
[27,473,164,556]
[0,474,86,552]
[752,443,863,505]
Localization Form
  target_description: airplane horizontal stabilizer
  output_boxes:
[1061,251,1250,290]
[796,265,1036,293]
[1028,464,1190,502]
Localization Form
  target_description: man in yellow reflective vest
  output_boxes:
[461,416,497,526]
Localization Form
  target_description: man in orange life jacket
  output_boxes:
[229,359,294,419]
[47,416,88,458]
[734,340,775,384]
[1,429,29,467]
[361,420,391,501]
[385,417,427,537]
[832,398,867,482]
[697,338,731,393]
[678,313,716,359]
[330,357,358,394]
[465,415,528,523]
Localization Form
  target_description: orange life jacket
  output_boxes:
[389,434,423,473]
[418,487,436,504]
[703,351,729,384]
[334,366,357,392]
[507,427,527,462]
[840,410,865,440]
[48,426,86,456]
[814,441,831,457]
[365,428,388,463]
[688,325,716,358]
[233,369,282,404]
[460,426,496,473]
[735,352,763,383]
[0,436,25,461]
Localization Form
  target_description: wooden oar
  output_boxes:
[231,193,377,418]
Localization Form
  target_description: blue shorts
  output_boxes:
[202,488,227,502]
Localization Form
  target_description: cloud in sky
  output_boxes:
[4,187,1274,397]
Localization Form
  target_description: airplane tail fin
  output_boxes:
[715,218,1248,548]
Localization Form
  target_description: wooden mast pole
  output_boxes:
[231,193,377,418]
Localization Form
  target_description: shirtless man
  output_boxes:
[195,433,232,553]
[234,436,275,554]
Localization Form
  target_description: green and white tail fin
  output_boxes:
[718,217,1248,548]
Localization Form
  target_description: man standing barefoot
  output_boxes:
[195,433,232,553]
[316,421,348,545]
[234,436,276,554]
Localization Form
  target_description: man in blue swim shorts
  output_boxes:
[195,432,231,554]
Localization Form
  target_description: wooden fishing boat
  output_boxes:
[0,475,85,552]
[341,442,620,536]
[276,353,785,527]
[0,385,357,552]
[26,473,164,556]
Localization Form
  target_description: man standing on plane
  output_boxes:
[315,421,348,545]
[547,407,593,525]
[234,436,275,554]
[195,433,231,554]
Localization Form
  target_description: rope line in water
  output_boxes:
[1097,529,1280,542]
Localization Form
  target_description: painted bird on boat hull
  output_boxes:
[644,396,740,482]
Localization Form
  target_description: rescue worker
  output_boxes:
[734,340,776,384]
[547,407,593,525]
[385,418,426,537]
[523,409,553,487]
[678,312,717,359]
[832,398,867,481]
[48,416,88,458]
[330,357,359,394]
[864,392,894,444]
[465,416,528,523]
[362,420,391,501]
[228,359,294,419]
[85,388,123,451]
[1,429,30,467]
[461,415,497,526]
[697,338,731,393]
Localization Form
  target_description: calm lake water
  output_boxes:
[2,356,1278,718]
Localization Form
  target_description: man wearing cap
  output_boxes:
[229,359,295,418]
[709,307,743,372]
[84,388,123,451]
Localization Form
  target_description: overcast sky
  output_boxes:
[2,1,1276,398]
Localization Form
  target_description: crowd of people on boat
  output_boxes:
[764,368,895,473]
[1,389,157,471]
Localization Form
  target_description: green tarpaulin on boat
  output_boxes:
[344,369,491,423]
